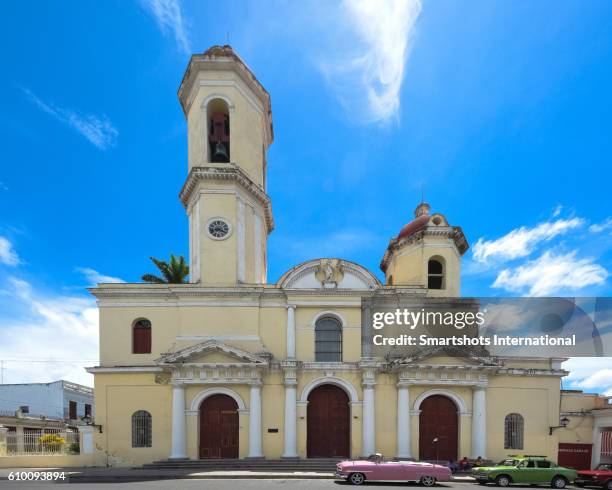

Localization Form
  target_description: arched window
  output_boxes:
[207,98,230,163]
[315,316,342,362]
[427,258,444,289]
[132,319,152,354]
[131,410,152,448]
[504,413,524,449]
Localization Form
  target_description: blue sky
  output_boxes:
[0,0,611,389]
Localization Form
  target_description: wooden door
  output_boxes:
[419,395,458,461]
[199,394,238,459]
[307,384,350,458]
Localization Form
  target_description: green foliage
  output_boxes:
[68,442,80,454]
[142,254,189,284]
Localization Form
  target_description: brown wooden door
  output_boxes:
[307,384,350,458]
[419,395,458,461]
[199,395,238,459]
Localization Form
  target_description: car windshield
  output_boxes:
[597,464,612,471]
[498,459,518,466]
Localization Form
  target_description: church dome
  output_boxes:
[397,202,431,240]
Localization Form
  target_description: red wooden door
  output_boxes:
[307,385,350,458]
[199,395,239,459]
[419,395,458,461]
[558,443,592,469]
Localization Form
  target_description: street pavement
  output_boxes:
[0,479,586,489]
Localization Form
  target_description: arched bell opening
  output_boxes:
[207,98,230,163]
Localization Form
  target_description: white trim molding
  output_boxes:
[310,310,348,329]
[412,388,468,413]
[189,386,247,412]
[299,376,360,404]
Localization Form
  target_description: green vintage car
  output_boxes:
[473,456,578,488]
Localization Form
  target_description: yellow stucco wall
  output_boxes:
[385,235,462,296]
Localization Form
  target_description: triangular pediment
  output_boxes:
[390,345,503,368]
[155,339,268,365]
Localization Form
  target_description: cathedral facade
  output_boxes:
[88,46,611,467]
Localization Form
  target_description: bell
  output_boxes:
[211,141,229,163]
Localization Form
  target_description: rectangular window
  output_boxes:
[69,401,77,420]
[84,404,92,417]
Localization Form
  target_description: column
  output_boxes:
[170,384,187,459]
[361,366,376,457]
[396,384,412,459]
[0,425,8,457]
[286,305,296,358]
[471,386,487,458]
[16,426,24,454]
[79,425,94,455]
[248,383,263,458]
[591,426,602,469]
[282,379,298,458]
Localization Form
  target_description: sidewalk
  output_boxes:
[0,467,477,483]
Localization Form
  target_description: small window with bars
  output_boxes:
[131,410,152,448]
[504,413,524,449]
[315,316,342,362]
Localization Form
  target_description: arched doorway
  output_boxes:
[419,395,458,461]
[307,384,350,458]
[199,394,238,459]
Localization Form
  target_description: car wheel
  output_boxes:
[605,480,612,490]
[349,473,365,485]
[421,475,437,487]
[496,475,511,487]
[551,476,567,489]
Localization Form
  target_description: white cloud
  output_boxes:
[0,277,98,386]
[76,267,125,286]
[140,0,191,55]
[319,0,421,123]
[552,205,563,217]
[563,358,612,396]
[589,217,612,234]
[22,88,118,150]
[0,182,7,191]
[473,217,584,263]
[0,236,21,266]
[493,250,608,296]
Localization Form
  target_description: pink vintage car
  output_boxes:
[335,454,452,485]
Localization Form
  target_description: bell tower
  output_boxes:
[178,45,274,285]
[380,203,469,297]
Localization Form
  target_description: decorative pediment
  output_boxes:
[277,258,381,290]
[156,339,269,365]
[389,345,503,369]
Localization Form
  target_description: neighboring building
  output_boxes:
[86,45,612,467]
[0,411,78,456]
[558,391,612,469]
[0,380,94,422]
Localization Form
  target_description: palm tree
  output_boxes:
[142,255,189,284]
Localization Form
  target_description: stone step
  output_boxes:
[143,458,340,470]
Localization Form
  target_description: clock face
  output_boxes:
[208,219,230,238]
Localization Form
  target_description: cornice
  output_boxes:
[179,165,274,233]
[380,226,469,273]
